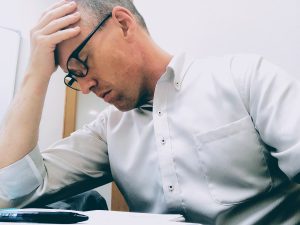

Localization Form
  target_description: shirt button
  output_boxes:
[168,185,174,192]
[161,138,166,145]
[158,111,162,116]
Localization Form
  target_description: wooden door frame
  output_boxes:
[63,88,128,211]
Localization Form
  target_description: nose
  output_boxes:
[77,77,96,94]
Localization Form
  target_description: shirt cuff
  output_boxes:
[0,146,44,200]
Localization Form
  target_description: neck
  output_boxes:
[140,37,172,101]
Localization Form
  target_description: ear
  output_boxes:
[111,6,136,38]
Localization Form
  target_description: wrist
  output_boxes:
[25,55,57,81]
[21,71,51,95]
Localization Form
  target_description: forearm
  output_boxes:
[0,72,49,168]
[0,0,80,169]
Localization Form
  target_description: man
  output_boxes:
[0,0,300,224]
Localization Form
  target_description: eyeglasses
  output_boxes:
[64,13,112,91]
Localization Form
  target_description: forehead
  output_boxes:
[56,34,82,73]
[56,11,96,72]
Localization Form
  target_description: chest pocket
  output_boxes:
[194,116,272,205]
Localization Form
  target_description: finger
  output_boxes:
[39,0,69,22]
[41,12,81,35]
[36,1,77,31]
[39,2,77,29]
[47,26,81,45]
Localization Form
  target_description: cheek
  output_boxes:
[91,54,127,81]
[114,72,141,101]
[91,44,142,93]
[120,66,141,91]
[109,56,139,85]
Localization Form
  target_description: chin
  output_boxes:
[113,102,136,112]
[112,94,140,112]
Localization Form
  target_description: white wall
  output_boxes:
[0,28,20,121]
[0,0,66,149]
[134,0,300,78]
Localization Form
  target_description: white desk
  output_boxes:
[82,210,199,225]
[0,209,203,225]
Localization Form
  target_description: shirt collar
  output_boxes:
[137,53,194,111]
[139,100,153,112]
[166,52,195,90]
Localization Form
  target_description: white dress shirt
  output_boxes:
[1,53,300,224]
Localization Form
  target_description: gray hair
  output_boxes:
[71,0,148,32]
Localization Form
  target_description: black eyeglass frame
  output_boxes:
[64,13,112,91]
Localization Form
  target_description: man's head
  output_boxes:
[57,0,171,111]
[70,0,148,32]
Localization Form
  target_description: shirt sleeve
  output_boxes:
[0,110,112,208]
[230,55,300,180]
[0,146,44,202]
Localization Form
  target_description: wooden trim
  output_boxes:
[63,88,77,138]
[63,87,128,211]
[111,182,129,211]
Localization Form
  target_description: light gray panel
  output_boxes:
[0,27,20,121]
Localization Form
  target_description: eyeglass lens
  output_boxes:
[64,75,81,91]
[67,58,88,77]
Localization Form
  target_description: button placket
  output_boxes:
[161,137,166,145]
[168,185,174,192]
[174,80,181,90]
[153,77,181,209]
